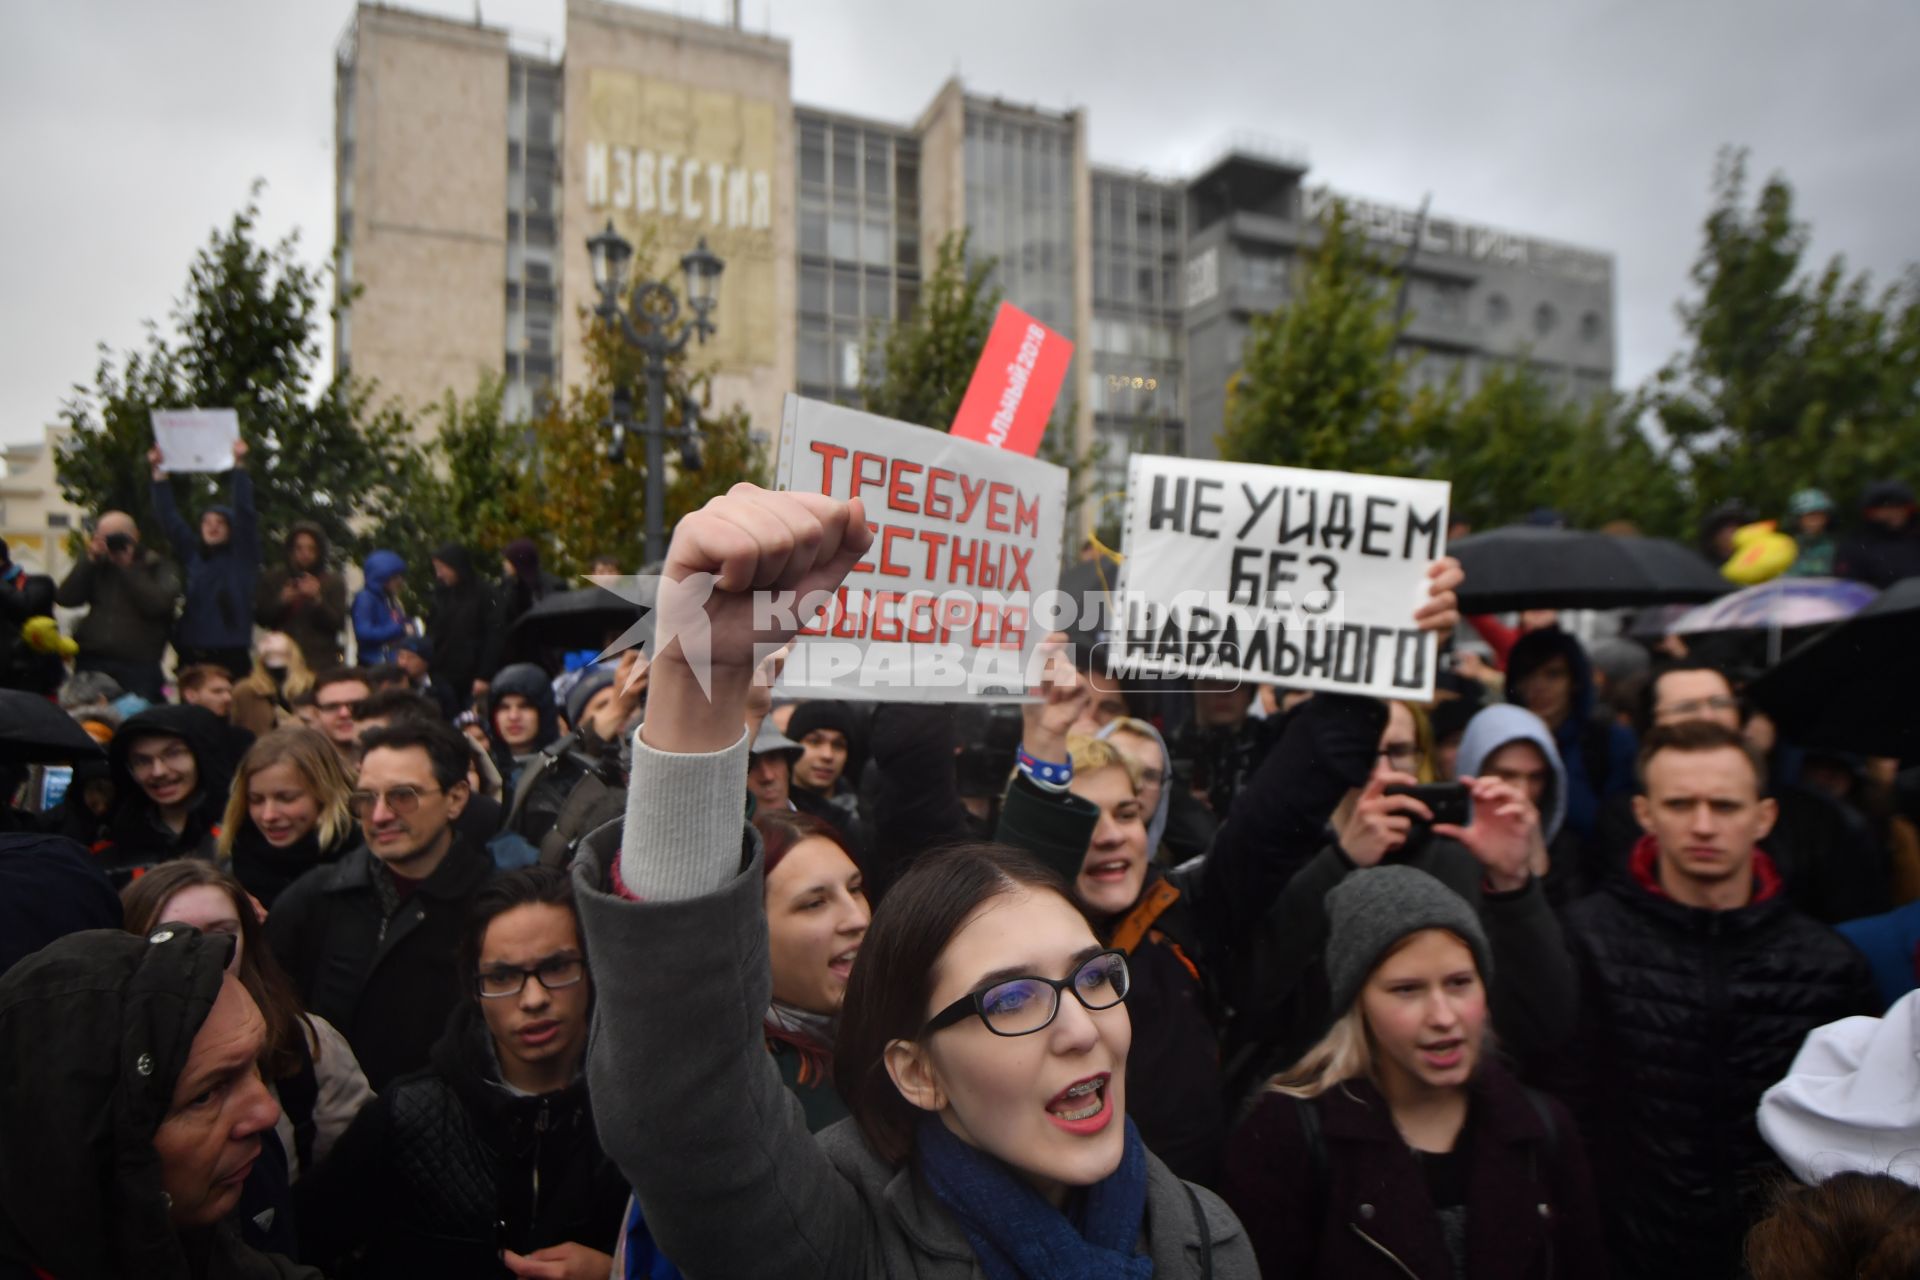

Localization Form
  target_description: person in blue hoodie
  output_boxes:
[148,439,259,678]
[351,549,412,665]
[1504,627,1637,846]
[1455,703,1590,907]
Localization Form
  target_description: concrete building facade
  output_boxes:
[335,0,1614,484]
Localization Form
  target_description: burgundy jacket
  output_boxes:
[1222,1061,1605,1280]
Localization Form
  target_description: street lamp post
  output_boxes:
[587,221,725,564]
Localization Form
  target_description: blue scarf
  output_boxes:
[915,1113,1154,1280]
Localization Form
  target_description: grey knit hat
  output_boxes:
[1324,866,1492,1014]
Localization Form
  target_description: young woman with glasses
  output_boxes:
[218,727,359,908]
[575,487,1258,1278]
[294,866,629,1278]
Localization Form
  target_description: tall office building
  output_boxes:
[335,0,1615,489]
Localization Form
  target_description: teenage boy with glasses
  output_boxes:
[294,867,628,1278]
[267,717,495,1088]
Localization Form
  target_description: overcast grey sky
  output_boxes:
[4,0,1916,446]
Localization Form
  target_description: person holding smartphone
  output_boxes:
[1225,696,1578,1101]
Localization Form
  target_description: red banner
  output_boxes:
[948,302,1074,457]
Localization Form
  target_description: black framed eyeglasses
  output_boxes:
[347,785,444,819]
[476,953,586,999]
[922,949,1130,1038]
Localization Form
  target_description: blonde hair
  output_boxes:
[218,726,356,859]
[1394,700,1437,783]
[1266,928,1490,1099]
[241,633,315,701]
[1066,733,1141,792]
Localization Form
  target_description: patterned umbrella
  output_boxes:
[1669,578,1878,635]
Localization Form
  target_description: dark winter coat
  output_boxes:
[96,704,236,885]
[350,550,411,666]
[0,927,322,1279]
[1227,835,1578,1107]
[426,543,495,704]
[0,563,61,694]
[55,545,180,666]
[1222,1064,1605,1280]
[1835,521,1920,588]
[295,999,627,1277]
[265,836,494,1090]
[1546,837,1879,1279]
[256,521,348,671]
[226,819,359,909]
[0,832,123,976]
[152,468,260,653]
[482,567,569,677]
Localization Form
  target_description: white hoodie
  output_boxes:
[1757,988,1920,1186]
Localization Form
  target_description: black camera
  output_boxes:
[104,532,134,555]
[1385,782,1473,828]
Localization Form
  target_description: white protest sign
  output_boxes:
[150,409,240,473]
[1111,454,1451,699]
[773,395,1067,701]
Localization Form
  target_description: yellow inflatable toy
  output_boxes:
[1721,520,1798,585]
[21,615,78,659]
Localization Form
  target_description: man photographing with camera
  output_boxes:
[55,508,180,702]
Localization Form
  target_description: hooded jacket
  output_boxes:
[256,522,348,671]
[1548,837,1879,1279]
[295,998,628,1278]
[0,832,124,976]
[425,543,494,703]
[1455,704,1591,905]
[1503,628,1637,842]
[98,705,237,885]
[350,550,410,665]
[1097,719,1174,856]
[151,469,259,653]
[0,927,321,1279]
[482,544,569,677]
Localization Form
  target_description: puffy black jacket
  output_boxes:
[1549,838,1878,1280]
[296,1000,627,1277]
[265,838,494,1090]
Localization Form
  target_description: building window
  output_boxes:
[1534,303,1558,336]
[1580,311,1604,343]
[800,266,827,317]
[1486,293,1511,326]
[800,122,826,186]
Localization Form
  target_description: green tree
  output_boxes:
[57,188,423,561]
[1648,149,1920,525]
[859,231,1001,429]
[1219,202,1413,471]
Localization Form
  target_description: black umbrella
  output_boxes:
[1452,527,1729,613]
[1748,577,1920,760]
[509,583,654,655]
[0,691,106,765]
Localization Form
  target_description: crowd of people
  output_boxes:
[1,452,1919,1278]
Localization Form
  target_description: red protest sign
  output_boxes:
[949,302,1074,457]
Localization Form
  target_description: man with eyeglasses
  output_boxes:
[96,704,235,886]
[294,867,627,1277]
[1590,660,1889,924]
[310,666,373,770]
[267,717,494,1089]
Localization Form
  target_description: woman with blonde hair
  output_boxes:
[219,726,358,906]
[1223,866,1602,1278]
[232,631,316,736]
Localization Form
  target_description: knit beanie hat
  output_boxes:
[1325,866,1492,1014]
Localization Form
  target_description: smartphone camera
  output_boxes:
[1384,782,1472,828]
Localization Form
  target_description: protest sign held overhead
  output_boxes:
[773,395,1068,700]
[150,409,241,473]
[1111,455,1451,700]
[947,302,1074,457]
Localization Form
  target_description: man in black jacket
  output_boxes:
[1553,720,1877,1280]
[97,704,236,886]
[266,717,494,1090]
[55,510,180,702]
[427,543,495,708]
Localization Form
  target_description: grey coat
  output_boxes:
[573,824,1256,1278]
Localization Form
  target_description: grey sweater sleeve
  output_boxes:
[616,725,751,900]
[573,787,875,1279]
